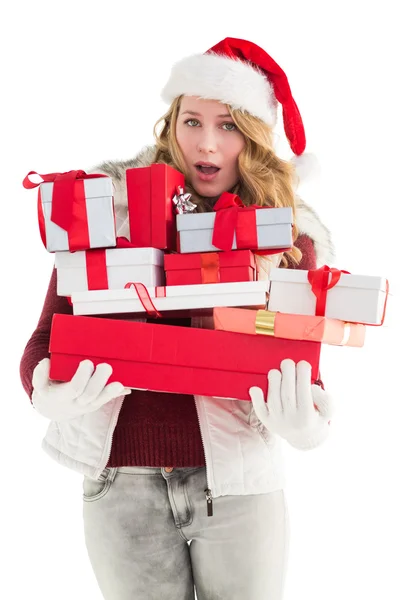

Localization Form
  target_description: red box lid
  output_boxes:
[50,314,321,381]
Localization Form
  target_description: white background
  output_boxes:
[1,1,399,598]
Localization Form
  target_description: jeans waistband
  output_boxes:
[116,466,205,476]
[117,466,162,475]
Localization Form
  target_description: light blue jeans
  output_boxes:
[82,466,289,599]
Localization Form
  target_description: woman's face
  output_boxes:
[176,96,246,198]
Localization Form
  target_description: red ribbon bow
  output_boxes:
[212,192,256,251]
[307,265,349,317]
[23,170,107,231]
[212,192,293,256]
[308,265,389,326]
[23,169,111,252]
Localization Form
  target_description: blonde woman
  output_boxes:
[20,38,335,600]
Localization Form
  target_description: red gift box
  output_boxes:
[126,164,184,250]
[49,314,321,401]
[164,250,256,286]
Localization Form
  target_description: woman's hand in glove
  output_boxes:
[31,358,131,422]
[250,359,334,450]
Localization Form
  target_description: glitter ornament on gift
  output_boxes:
[172,186,197,214]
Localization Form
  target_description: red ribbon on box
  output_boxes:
[212,192,293,256]
[23,170,109,251]
[122,283,169,317]
[155,286,166,297]
[376,280,389,326]
[124,282,162,318]
[201,253,221,283]
[85,249,109,290]
[307,265,346,317]
[67,246,165,310]
[85,237,138,291]
[212,192,256,251]
[307,265,389,326]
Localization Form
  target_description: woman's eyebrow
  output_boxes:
[181,110,232,118]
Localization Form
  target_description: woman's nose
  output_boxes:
[197,129,217,154]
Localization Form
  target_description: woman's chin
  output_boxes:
[193,182,224,198]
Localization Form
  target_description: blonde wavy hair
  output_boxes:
[153,95,301,268]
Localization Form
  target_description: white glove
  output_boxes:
[250,359,334,450]
[32,358,132,422]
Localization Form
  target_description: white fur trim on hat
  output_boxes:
[291,153,321,183]
[161,52,278,126]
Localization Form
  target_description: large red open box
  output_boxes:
[49,314,321,401]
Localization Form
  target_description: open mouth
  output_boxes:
[195,165,220,175]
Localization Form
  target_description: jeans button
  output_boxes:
[165,467,174,473]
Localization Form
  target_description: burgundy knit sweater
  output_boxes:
[19,234,317,468]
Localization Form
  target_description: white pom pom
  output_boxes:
[290,152,321,187]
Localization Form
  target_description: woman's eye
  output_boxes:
[222,122,236,131]
[183,119,236,131]
[185,119,199,127]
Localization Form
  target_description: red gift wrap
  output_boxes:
[23,169,114,252]
[164,250,256,286]
[126,164,184,250]
[211,192,293,254]
[49,314,321,401]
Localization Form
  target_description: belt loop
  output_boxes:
[106,467,118,483]
[100,467,118,483]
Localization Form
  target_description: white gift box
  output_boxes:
[176,207,293,254]
[267,268,388,325]
[40,177,116,252]
[71,280,269,316]
[55,247,165,296]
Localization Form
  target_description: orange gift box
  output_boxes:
[213,307,366,347]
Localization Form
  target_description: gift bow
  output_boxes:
[307,265,348,317]
[172,186,197,214]
[23,170,108,231]
[307,265,389,326]
[212,192,293,256]
[212,192,254,251]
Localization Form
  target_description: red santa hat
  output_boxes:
[161,37,318,180]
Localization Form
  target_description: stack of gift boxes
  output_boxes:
[23,164,389,402]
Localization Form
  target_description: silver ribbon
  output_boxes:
[172,186,197,214]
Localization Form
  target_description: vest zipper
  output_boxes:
[205,488,214,516]
[97,396,125,479]
[194,396,213,517]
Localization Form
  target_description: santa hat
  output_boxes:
[161,37,318,182]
